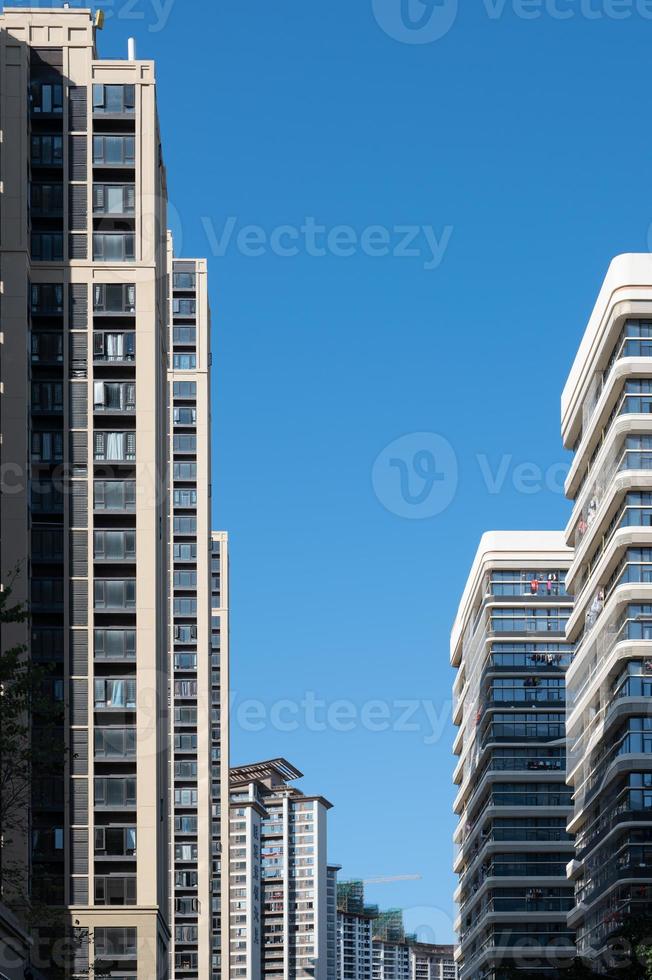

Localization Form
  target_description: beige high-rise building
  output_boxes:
[0,8,228,979]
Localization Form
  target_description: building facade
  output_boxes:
[229,760,335,980]
[451,533,576,980]
[561,253,652,969]
[211,531,231,979]
[408,943,456,980]
[0,8,227,979]
[336,880,377,980]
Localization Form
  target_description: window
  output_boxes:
[31,431,63,462]
[174,598,197,616]
[173,463,197,481]
[31,183,63,215]
[94,579,136,610]
[174,734,197,752]
[94,530,136,563]
[95,727,137,758]
[93,83,136,115]
[94,678,137,710]
[94,431,136,461]
[174,653,197,670]
[93,331,136,362]
[94,777,137,807]
[32,628,63,663]
[173,298,197,316]
[94,629,137,660]
[94,827,137,857]
[174,871,198,888]
[31,134,63,166]
[174,625,198,643]
[174,542,197,561]
[94,927,137,957]
[93,134,136,165]
[94,876,137,906]
[173,272,196,290]
[173,381,196,398]
[32,381,63,412]
[31,80,63,114]
[31,232,63,262]
[174,789,198,806]
[175,897,200,914]
[174,707,197,726]
[174,682,198,700]
[31,283,63,314]
[94,480,136,511]
[174,570,197,589]
[93,183,136,215]
[31,333,63,364]
[176,925,198,943]
[173,326,196,345]
[93,233,135,262]
[94,283,136,313]
[173,407,197,426]
[174,434,197,454]
[31,480,64,513]
[174,490,197,509]
[174,815,198,833]
[32,528,63,560]
[173,354,197,370]
[174,840,198,858]
[174,517,197,535]
[94,381,136,412]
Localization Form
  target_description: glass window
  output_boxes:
[31,134,63,166]
[93,233,136,262]
[173,354,197,370]
[94,480,136,511]
[93,332,136,362]
[94,629,137,660]
[93,283,136,313]
[31,80,63,114]
[93,83,136,114]
[93,134,136,165]
[94,579,137,610]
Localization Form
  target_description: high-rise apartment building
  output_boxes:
[408,943,456,980]
[451,533,576,980]
[0,8,227,978]
[168,258,223,979]
[561,253,652,969]
[211,530,231,978]
[336,880,377,980]
[229,759,335,980]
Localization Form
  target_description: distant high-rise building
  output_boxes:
[408,943,456,980]
[451,533,576,980]
[229,759,335,979]
[336,880,378,980]
[561,254,652,969]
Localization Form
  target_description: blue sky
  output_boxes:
[17,0,652,941]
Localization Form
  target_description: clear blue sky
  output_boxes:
[18,0,652,942]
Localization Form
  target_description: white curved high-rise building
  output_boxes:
[561,254,652,970]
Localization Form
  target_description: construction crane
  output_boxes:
[362,874,422,885]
